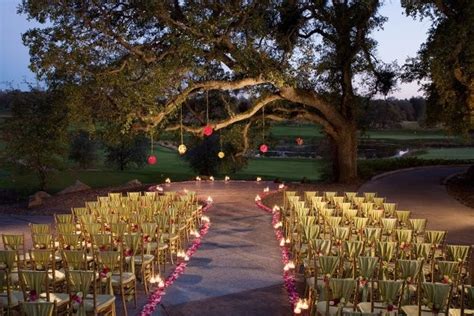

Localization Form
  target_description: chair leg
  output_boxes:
[121,286,128,316]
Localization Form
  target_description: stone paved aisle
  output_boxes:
[156,181,291,316]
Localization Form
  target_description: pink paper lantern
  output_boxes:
[203,125,213,137]
[259,144,268,153]
[147,155,157,165]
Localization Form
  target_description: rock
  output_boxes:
[58,180,91,195]
[28,191,50,208]
[126,179,142,186]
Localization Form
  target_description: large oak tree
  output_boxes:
[21,0,395,182]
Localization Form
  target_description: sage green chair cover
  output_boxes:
[333,227,350,242]
[19,270,47,298]
[304,224,320,242]
[383,203,396,217]
[324,192,337,203]
[62,250,88,270]
[409,218,427,235]
[437,261,459,282]
[328,217,342,228]
[60,233,82,250]
[344,192,357,202]
[395,229,413,243]
[365,228,381,245]
[321,208,335,219]
[312,239,332,256]
[359,203,373,217]
[2,234,24,251]
[373,197,385,209]
[330,278,356,299]
[20,301,55,316]
[368,209,383,224]
[56,223,76,235]
[422,282,451,312]
[345,241,364,258]
[381,218,397,236]
[342,209,358,223]
[30,224,50,235]
[352,197,364,208]
[31,234,53,250]
[412,243,432,261]
[358,257,379,279]
[66,270,94,316]
[123,234,141,274]
[397,259,421,281]
[377,242,396,279]
[0,249,17,269]
[354,217,369,231]
[83,223,101,236]
[379,280,403,304]
[425,230,446,246]
[395,210,411,226]
[446,245,470,263]
[363,192,376,202]
[319,256,340,276]
[55,214,74,224]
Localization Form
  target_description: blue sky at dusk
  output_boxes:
[1,0,431,98]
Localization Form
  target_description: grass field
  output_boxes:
[416,147,474,160]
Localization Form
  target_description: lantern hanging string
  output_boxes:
[150,131,154,154]
[180,104,184,144]
[262,105,265,143]
[206,90,209,124]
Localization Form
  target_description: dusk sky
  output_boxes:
[0,0,431,98]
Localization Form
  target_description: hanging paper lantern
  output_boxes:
[178,144,187,155]
[147,155,157,165]
[218,151,225,159]
[259,144,268,153]
[203,125,213,137]
[296,137,304,146]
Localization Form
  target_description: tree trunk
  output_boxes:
[333,126,358,183]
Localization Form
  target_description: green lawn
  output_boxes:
[235,157,325,181]
[416,147,474,160]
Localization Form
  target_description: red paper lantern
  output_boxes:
[147,155,157,165]
[259,144,268,153]
[296,137,304,146]
[203,125,213,137]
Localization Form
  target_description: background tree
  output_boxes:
[0,90,68,190]
[20,0,396,183]
[104,133,148,171]
[402,0,474,134]
[69,130,98,169]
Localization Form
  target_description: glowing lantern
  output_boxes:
[147,155,157,165]
[178,144,187,155]
[218,151,225,159]
[203,125,213,137]
[259,144,268,153]
[296,137,304,145]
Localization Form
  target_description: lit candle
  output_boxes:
[165,178,171,184]
[255,195,261,202]
[272,205,280,213]
[224,176,230,181]
[278,184,285,190]
[207,196,213,203]
[209,176,215,181]
[280,238,285,246]
[196,176,201,181]
[156,186,164,192]
[256,177,261,182]
[263,187,269,192]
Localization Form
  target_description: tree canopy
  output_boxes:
[20,1,398,182]
[402,0,474,134]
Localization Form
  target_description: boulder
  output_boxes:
[58,180,91,195]
[28,191,50,208]
[126,179,142,187]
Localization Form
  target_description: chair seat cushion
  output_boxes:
[315,301,353,316]
[40,292,70,305]
[84,294,115,312]
[0,290,22,307]
[111,272,135,285]
[134,254,154,265]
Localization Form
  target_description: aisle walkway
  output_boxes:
[360,166,473,244]
[157,181,291,315]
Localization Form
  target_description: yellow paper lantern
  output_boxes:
[218,151,225,159]
[178,144,187,155]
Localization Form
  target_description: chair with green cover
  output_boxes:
[373,197,385,210]
[29,249,65,292]
[315,278,356,316]
[323,192,337,205]
[352,197,365,210]
[363,192,376,203]
[409,219,427,242]
[54,214,74,227]
[2,234,28,268]
[20,301,56,316]
[91,234,115,253]
[31,234,55,250]
[62,250,89,271]
[18,270,69,314]
[359,203,373,218]
[344,192,358,203]
[446,245,470,280]
[342,209,358,226]
[401,282,451,316]
[332,227,351,252]
[396,259,423,306]
[95,250,136,316]
[381,218,397,241]
[141,223,168,274]
[363,228,381,252]
[368,209,384,226]
[353,217,369,241]
[56,223,77,236]
[383,203,396,218]
[358,280,403,315]
[65,269,116,316]
[356,256,379,302]
[425,230,447,250]
[306,255,340,314]
[395,210,411,227]
[376,241,397,280]
[0,250,22,315]
[436,261,460,285]
[343,241,365,278]
[411,243,434,280]
[123,234,154,295]
[395,229,413,259]
[126,192,140,201]
[29,224,51,236]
